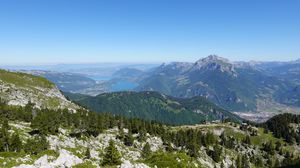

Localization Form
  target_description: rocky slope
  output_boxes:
[2,121,154,168]
[3,119,300,168]
[0,69,78,110]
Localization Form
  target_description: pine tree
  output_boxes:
[25,101,35,120]
[117,128,125,141]
[102,140,121,166]
[221,161,225,168]
[242,155,250,168]
[188,142,200,158]
[211,145,222,162]
[255,156,264,167]
[2,119,10,130]
[142,142,151,158]
[0,139,3,152]
[243,135,251,145]
[220,132,227,146]
[267,155,274,167]
[236,155,242,168]
[274,158,280,167]
[137,129,147,142]
[85,147,91,159]
[165,141,173,152]
[263,141,275,155]
[1,119,10,152]
[226,136,235,149]
[31,111,60,135]
[124,132,134,146]
[24,135,49,155]
[275,141,282,151]
[205,131,217,147]
[10,133,22,152]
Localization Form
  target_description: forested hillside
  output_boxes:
[0,99,300,167]
[262,113,300,144]
[65,91,242,125]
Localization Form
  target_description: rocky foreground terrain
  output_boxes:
[0,119,299,168]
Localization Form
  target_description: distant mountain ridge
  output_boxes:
[136,55,300,113]
[254,60,300,85]
[24,69,143,96]
[25,70,98,92]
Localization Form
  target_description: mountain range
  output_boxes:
[136,55,300,114]
[6,55,300,119]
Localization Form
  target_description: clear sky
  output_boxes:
[0,0,299,65]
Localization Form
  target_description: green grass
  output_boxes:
[0,69,54,89]
[74,161,98,168]
[64,147,84,158]
[250,128,284,146]
[145,151,200,168]
[223,127,245,142]
[0,151,24,158]
[46,97,61,108]
[34,150,59,159]
[0,151,27,168]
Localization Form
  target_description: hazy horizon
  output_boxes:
[0,54,299,66]
[1,53,300,66]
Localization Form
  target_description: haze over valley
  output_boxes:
[3,55,300,122]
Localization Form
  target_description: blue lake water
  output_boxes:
[88,75,138,91]
[88,76,112,81]
[110,81,138,91]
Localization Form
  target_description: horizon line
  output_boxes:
[0,55,299,66]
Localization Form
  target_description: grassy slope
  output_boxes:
[0,69,78,110]
[0,69,54,89]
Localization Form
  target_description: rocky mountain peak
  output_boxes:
[192,55,236,75]
[196,55,230,64]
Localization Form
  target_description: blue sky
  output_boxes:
[0,0,299,64]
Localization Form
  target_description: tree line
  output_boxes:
[0,99,300,167]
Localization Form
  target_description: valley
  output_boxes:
[0,68,300,168]
[9,55,299,122]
